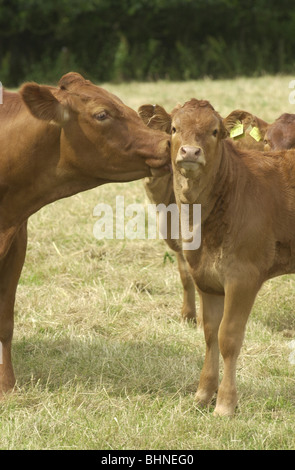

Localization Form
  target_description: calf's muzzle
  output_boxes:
[176,145,206,170]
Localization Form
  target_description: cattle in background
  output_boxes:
[145,98,295,416]
[0,72,170,397]
[139,104,198,324]
[223,109,268,151]
[264,113,295,150]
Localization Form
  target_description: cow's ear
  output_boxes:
[252,116,269,136]
[138,104,171,133]
[20,83,70,125]
[58,72,87,90]
[219,120,229,139]
[223,109,253,133]
[138,104,155,126]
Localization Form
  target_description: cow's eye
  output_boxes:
[94,111,108,121]
[212,129,218,137]
[172,126,176,134]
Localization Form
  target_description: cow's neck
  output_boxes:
[0,123,105,258]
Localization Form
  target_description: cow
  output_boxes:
[0,72,170,397]
[264,113,295,150]
[138,105,268,327]
[141,98,295,416]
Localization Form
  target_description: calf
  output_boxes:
[148,98,295,416]
[0,72,170,397]
[223,109,268,151]
[264,113,295,150]
[138,105,268,326]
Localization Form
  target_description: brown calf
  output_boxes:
[223,109,268,151]
[138,105,268,326]
[147,98,295,416]
[0,72,170,397]
[264,113,295,150]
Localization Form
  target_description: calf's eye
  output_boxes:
[94,111,108,121]
[212,129,218,137]
[172,127,176,134]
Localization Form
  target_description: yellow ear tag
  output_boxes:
[249,126,262,142]
[230,121,244,139]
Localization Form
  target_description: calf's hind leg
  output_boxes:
[0,222,27,397]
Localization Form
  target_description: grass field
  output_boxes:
[1,76,295,450]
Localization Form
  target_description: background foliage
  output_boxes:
[1,0,295,86]
[0,0,295,86]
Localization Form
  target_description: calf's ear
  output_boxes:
[253,116,269,136]
[20,83,70,125]
[219,120,229,139]
[223,109,253,133]
[138,104,171,133]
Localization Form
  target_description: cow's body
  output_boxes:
[146,98,295,416]
[0,73,170,396]
[264,113,295,150]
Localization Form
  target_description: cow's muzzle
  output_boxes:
[146,138,171,176]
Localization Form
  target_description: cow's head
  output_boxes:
[20,73,170,182]
[264,113,295,150]
[223,109,268,151]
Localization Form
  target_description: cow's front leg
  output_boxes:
[0,222,27,397]
[195,291,224,407]
[214,279,259,417]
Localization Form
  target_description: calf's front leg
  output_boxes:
[213,280,259,417]
[195,291,224,406]
[0,222,27,397]
[176,251,197,323]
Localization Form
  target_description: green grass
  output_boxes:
[1,76,295,449]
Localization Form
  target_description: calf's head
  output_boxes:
[139,99,228,203]
[264,113,295,150]
[223,109,268,151]
[170,99,227,173]
[20,73,170,182]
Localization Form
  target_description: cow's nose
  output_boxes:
[180,146,202,159]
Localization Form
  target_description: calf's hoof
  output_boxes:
[181,309,197,324]
[213,404,236,417]
[194,389,215,408]
[0,374,16,399]
[213,392,237,417]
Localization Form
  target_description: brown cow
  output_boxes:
[145,98,295,416]
[0,72,170,397]
[138,105,268,326]
[264,113,295,150]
